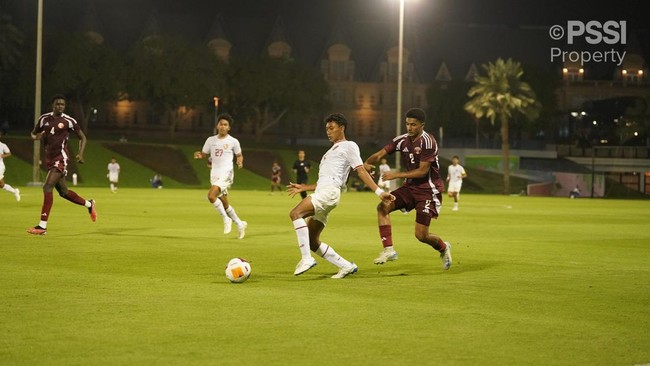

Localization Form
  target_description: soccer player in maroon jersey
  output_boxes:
[364,108,452,270]
[27,95,97,235]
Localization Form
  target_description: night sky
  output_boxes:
[3,0,649,80]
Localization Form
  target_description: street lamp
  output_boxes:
[30,0,43,186]
[395,0,405,172]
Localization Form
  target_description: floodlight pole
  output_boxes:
[31,0,43,186]
[395,0,405,172]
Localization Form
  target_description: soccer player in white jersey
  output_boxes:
[446,155,467,211]
[194,113,247,239]
[0,134,21,201]
[287,113,394,279]
[377,158,391,192]
[107,157,120,193]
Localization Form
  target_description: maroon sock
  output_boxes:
[64,190,86,206]
[41,192,53,222]
[434,238,447,252]
[379,225,393,248]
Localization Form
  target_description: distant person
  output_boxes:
[446,155,467,211]
[364,108,452,270]
[151,173,163,189]
[570,185,581,199]
[194,113,247,239]
[292,150,311,199]
[377,158,391,192]
[0,134,21,201]
[27,94,97,235]
[287,113,394,278]
[270,161,282,194]
[107,157,120,193]
[1,119,9,136]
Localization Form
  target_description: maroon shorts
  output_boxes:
[46,158,68,176]
[272,176,280,184]
[391,185,442,226]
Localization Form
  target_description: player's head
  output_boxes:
[324,113,348,143]
[451,155,460,164]
[51,94,66,115]
[380,158,387,164]
[111,157,117,163]
[297,150,305,159]
[216,113,233,135]
[405,108,426,137]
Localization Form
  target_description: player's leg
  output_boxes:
[220,195,246,239]
[1,177,21,201]
[307,218,357,278]
[56,176,96,221]
[208,185,232,233]
[413,193,451,270]
[289,195,318,275]
[28,169,61,234]
[374,187,409,264]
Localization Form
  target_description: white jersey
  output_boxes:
[448,164,466,184]
[0,142,9,169]
[202,134,242,175]
[107,162,120,175]
[316,140,363,190]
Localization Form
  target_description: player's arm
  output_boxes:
[1,150,11,159]
[30,124,45,140]
[383,161,431,181]
[354,166,394,202]
[193,151,208,159]
[364,148,388,172]
[461,168,467,178]
[75,128,88,164]
[286,182,317,197]
[235,153,243,169]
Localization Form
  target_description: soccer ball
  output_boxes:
[225,257,251,283]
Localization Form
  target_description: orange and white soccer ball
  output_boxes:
[225,258,251,283]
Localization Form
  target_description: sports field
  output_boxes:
[2,188,649,365]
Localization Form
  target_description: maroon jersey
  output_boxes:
[383,131,445,193]
[32,112,81,170]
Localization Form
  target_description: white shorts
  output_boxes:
[310,185,341,226]
[448,181,462,193]
[211,170,234,197]
[108,173,119,183]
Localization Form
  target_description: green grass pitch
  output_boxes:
[1,188,649,365]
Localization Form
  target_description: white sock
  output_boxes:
[39,220,47,229]
[225,206,244,227]
[293,218,312,259]
[212,199,228,219]
[316,243,351,269]
[2,184,16,194]
[110,183,115,191]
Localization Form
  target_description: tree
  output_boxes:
[126,36,225,138]
[224,57,329,143]
[46,32,123,132]
[464,58,541,194]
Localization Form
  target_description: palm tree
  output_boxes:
[464,58,541,194]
